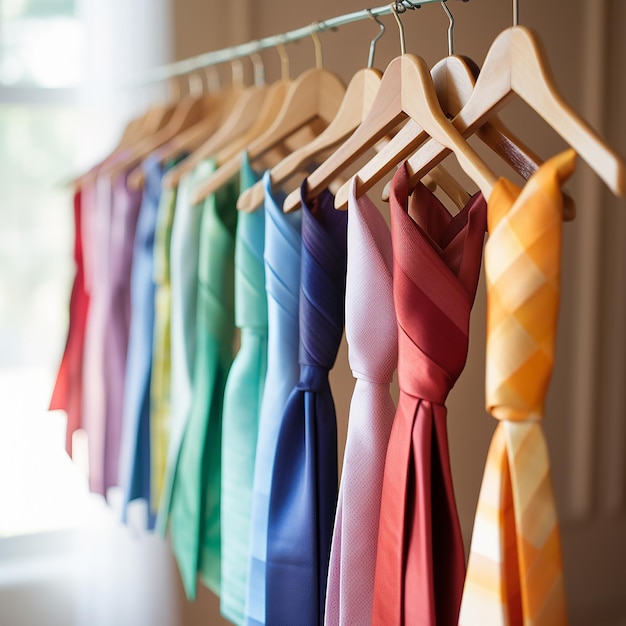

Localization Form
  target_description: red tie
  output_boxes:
[372,165,486,625]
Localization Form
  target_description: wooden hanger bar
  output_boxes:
[138,1,468,84]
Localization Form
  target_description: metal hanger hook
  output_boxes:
[275,36,290,80]
[204,65,221,94]
[230,58,245,90]
[188,71,204,98]
[513,0,519,26]
[309,22,323,69]
[366,9,386,69]
[390,2,406,55]
[249,50,265,87]
[441,0,454,56]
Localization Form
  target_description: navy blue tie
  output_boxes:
[265,182,347,625]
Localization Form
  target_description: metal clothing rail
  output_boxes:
[143,0,467,84]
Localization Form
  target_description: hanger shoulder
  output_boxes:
[244,68,346,166]
[240,68,382,212]
[510,26,626,196]
[283,59,406,213]
[189,80,292,203]
[164,85,269,189]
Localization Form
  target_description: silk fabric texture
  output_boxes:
[49,188,90,456]
[325,180,397,626]
[118,155,164,525]
[373,165,487,626]
[102,173,143,491]
[459,150,575,626]
[245,171,302,626]
[265,183,348,626]
[163,158,239,599]
[220,155,267,625]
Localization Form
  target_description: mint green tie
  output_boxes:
[167,159,239,599]
[220,154,267,625]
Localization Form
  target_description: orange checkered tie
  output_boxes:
[459,149,576,626]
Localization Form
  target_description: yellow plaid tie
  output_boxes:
[459,149,576,626]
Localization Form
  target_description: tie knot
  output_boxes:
[489,405,543,422]
[298,364,330,392]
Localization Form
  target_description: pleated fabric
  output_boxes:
[459,150,575,626]
[245,171,302,626]
[149,183,178,512]
[324,181,397,625]
[220,155,266,625]
[101,172,142,491]
[372,165,487,626]
[265,182,347,626]
[49,187,91,456]
[81,174,114,496]
[164,158,240,599]
[118,155,164,525]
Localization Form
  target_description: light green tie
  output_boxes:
[166,158,240,599]
[220,154,267,625]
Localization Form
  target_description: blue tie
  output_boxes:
[118,155,164,528]
[265,182,348,626]
[220,154,267,625]
[245,171,302,626]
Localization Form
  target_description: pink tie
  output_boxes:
[325,181,397,625]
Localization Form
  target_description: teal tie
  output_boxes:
[220,154,267,625]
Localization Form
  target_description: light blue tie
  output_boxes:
[244,171,302,625]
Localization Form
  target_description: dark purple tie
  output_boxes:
[265,182,347,625]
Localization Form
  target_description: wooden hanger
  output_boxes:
[334,54,577,219]
[185,78,295,203]
[163,57,273,190]
[282,50,501,213]
[100,91,217,183]
[126,87,242,190]
[235,66,381,211]
[380,24,626,205]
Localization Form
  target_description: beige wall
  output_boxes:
[173,1,626,624]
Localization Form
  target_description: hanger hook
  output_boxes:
[204,65,221,94]
[188,71,204,98]
[441,0,454,56]
[230,58,244,90]
[169,76,181,101]
[309,22,323,68]
[275,36,290,80]
[249,50,265,87]
[366,9,386,69]
[390,2,406,56]
[513,0,519,26]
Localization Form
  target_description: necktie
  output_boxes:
[157,158,216,530]
[266,182,348,626]
[49,188,90,456]
[165,160,239,599]
[102,171,143,491]
[118,155,164,526]
[220,155,266,626]
[245,171,302,626]
[150,184,178,512]
[325,181,397,626]
[373,165,487,626]
[81,174,114,496]
[459,150,575,626]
